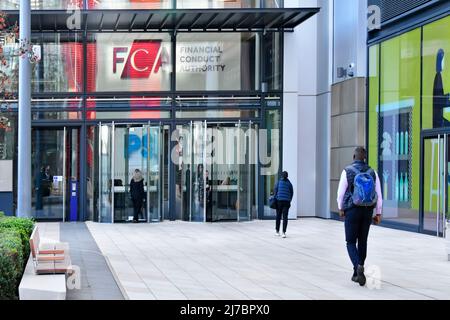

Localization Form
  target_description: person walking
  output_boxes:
[130,169,145,223]
[274,171,294,238]
[337,147,383,286]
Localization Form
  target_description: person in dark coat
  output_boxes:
[273,171,294,238]
[130,169,145,223]
[433,49,450,128]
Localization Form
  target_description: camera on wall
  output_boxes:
[347,63,355,77]
[337,63,356,79]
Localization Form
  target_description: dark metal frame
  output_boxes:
[4,7,319,33]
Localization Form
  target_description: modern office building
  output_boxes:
[0,0,449,238]
[0,0,320,223]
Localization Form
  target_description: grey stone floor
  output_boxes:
[60,222,124,300]
[85,218,450,300]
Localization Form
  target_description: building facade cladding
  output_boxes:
[0,1,292,222]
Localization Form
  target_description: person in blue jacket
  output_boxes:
[273,171,294,238]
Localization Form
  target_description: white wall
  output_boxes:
[283,0,332,218]
[333,0,368,83]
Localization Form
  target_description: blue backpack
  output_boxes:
[348,166,378,207]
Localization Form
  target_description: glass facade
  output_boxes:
[0,8,284,222]
[1,34,83,93]
[368,15,450,232]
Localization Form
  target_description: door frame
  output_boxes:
[30,124,83,222]
[420,129,450,237]
[96,121,166,223]
[171,120,257,223]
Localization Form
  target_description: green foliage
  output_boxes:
[0,229,23,300]
[0,217,34,300]
[0,217,34,261]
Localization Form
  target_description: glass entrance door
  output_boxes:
[422,134,450,237]
[209,122,256,222]
[175,121,257,222]
[97,122,163,223]
[32,127,80,221]
[176,121,207,222]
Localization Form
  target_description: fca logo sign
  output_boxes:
[113,40,164,79]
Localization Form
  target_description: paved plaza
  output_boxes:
[83,218,450,300]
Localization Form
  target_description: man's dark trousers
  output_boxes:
[276,201,290,233]
[344,206,373,270]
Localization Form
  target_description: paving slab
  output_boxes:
[86,219,450,300]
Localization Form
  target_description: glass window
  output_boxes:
[176,33,260,91]
[422,15,450,130]
[88,110,170,120]
[175,109,258,119]
[368,45,379,170]
[87,98,172,109]
[87,33,172,92]
[262,109,281,218]
[0,34,83,93]
[31,99,83,109]
[175,96,260,108]
[0,111,16,161]
[378,29,421,227]
[263,32,282,91]
[0,0,82,10]
[87,0,171,9]
[176,0,260,8]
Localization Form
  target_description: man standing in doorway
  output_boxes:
[337,147,383,286]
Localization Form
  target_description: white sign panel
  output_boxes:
[0,160,13,192]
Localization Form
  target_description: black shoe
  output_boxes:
[351,271,358,283]
[132,220,139,223]
[356,265,366,287]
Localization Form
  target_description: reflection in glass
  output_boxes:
[32,128,80,221]
[87,0,171,9]
[0,0,82,10]
[263,109,280,217]
[0,34,83,93]
[176,0,277,8]
[423,137,447,235]
[377,29,421,227]
[0,112,16,161]
[263,32,282,91]
[176,109,258,119]
[422,16,450,129]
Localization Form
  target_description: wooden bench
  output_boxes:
[19,226,73,300]
[28,226,72,275]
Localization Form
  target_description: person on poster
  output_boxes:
[433,49,450,128]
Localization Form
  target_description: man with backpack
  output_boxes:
[337,147,383,286]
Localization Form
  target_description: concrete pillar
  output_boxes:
[17,0,32,218]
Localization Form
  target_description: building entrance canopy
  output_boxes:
[5,8,320,32]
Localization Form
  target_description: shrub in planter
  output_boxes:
[0,228,24,300]
[0,217,34,265]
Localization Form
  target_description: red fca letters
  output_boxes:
[113,40,162,79]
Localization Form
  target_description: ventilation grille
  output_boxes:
[369,0,434,23]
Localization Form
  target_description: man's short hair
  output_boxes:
[354,147,367,160]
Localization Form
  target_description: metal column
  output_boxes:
[17,0,32,217]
